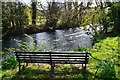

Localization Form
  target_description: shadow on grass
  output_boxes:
[11,66,93,80]
[98,32,120,41]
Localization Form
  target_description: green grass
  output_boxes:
[1,65,89,80]
[1,36,120,80]
[87,37,119,79]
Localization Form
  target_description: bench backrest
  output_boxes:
[15,52,90,64]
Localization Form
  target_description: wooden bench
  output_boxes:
[15,51,90,75]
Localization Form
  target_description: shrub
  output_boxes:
[75,46,90,52]
[2,54,18,70]
[95,59,116,79]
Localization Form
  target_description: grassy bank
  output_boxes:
[87,37,119,79]
[1,35,120,80]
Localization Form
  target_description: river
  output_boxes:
[2,27,92,51]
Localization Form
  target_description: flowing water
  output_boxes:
[2,27,92,51]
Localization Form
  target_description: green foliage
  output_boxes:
[2,34,46,70]
[58,65,75,71]
[82,5,111,34]
[2,54,18,70]
[75,46,90,52]
[108,3,120,32]
[5,34,46,52]
[95,59,116,79]
[1,65,85,80]
[94,37,118,52]
[87,36,119,79]
[109,3,120,20]
[2,2,30,35]
[82,8,105,25]
[91,33,100,44]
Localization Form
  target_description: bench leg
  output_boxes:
[82,64,83,68]
[26,63,28,67]
[18,62,21,74]
[83,64,87,77]
[21,63,28,70]
[50,63,55,76]
[84,64,86,71]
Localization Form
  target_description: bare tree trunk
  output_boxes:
[67,2,72,10]
[31,1,37,25]
[64,0,67,10]
[46,1,59,29]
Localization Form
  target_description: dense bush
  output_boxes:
[95,59,116,79]
[2,54,18,70]
[108,3,120,33]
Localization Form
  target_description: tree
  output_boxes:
[109,3,120,33]
[2,2,29,35]
[31,0,37,25]
[45,1,59,29]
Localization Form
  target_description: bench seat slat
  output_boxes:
[17,57,88,59]
[18,59,88,64]
[55,62,86,64]
[52,61,87,63]
[51,55,89,57]
[19,61,86,64]
[51,57,89,59]
[17,55,50,56]
[15,51,90,54]
[18,57,50,59]
[17,55,89,57]
[19,60,51,63]
[19,60,87,64]
[16,52,48,53]
[18,59,86,61]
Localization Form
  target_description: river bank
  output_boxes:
[3,23,80,37]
